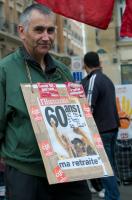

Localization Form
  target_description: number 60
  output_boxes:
[45,106,68,127]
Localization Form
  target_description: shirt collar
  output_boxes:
[20,46,56,74]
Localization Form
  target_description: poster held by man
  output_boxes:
[21,82,113,184]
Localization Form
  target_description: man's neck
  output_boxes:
[24,45,46,69]
[86,67,101,75]
[91,67,101,72]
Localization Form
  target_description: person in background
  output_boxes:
[0,4,91,200]
[88,179,105,198]
[81,51,121,200]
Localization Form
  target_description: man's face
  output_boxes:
[73,141,87,157]
[18,10,55,57]
[83,64,90,74]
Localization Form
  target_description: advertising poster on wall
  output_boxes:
[116,84,132,140]
[115,84,132,183]
[21,82,113,184]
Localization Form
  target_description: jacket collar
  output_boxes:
[20,46,56,74]
[87,68,102,78]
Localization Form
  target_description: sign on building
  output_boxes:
[72,71,83,83]
[71,56,82,71]
[71,56,84,82]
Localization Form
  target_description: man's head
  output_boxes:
[83,51,101,74]
[18,4,56,59]
[71,138,87,157]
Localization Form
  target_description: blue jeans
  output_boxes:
[101,131,121,200]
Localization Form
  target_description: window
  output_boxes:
[64,19,68,28]
[95,29,100,45]
[0,2,4,29]
[117,0,125,27]
[116,0,125,40]
[116,0,132,41]
[121,64,132,84]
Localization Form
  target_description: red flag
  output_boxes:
[35,0,115,29]
[120,0,132,37]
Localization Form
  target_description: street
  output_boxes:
[92,184,132,200]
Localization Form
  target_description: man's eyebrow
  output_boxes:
[33,26,45,30]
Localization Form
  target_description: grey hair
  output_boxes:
[19,4,55,32]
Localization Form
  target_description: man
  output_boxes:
[0,4,91,200]
[81,51,121,200]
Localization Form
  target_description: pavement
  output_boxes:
[92,184,132,200]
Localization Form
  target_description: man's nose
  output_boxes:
[41,31,49,40]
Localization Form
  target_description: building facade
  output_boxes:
[84,0,132,85]
[55,15,85,56]
[116,0,132,84]
[0,0,85,66]
[0,0,33,57]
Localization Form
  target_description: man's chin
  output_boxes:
[37,47,50,55]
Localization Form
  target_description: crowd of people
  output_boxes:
[0,2,131,200]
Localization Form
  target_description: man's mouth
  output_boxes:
[38,43,49,46]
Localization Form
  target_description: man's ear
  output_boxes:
[82,64,86,70]
[17,25,25,40]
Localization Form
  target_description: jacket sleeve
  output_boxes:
[0,66,6,140]
[86,75,99,113]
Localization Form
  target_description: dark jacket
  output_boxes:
[81,69,119,134]
[0,47,73,177]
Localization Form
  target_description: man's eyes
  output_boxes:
[33,26,55,34]
[47,27,55,34]
[34,27,44,33]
